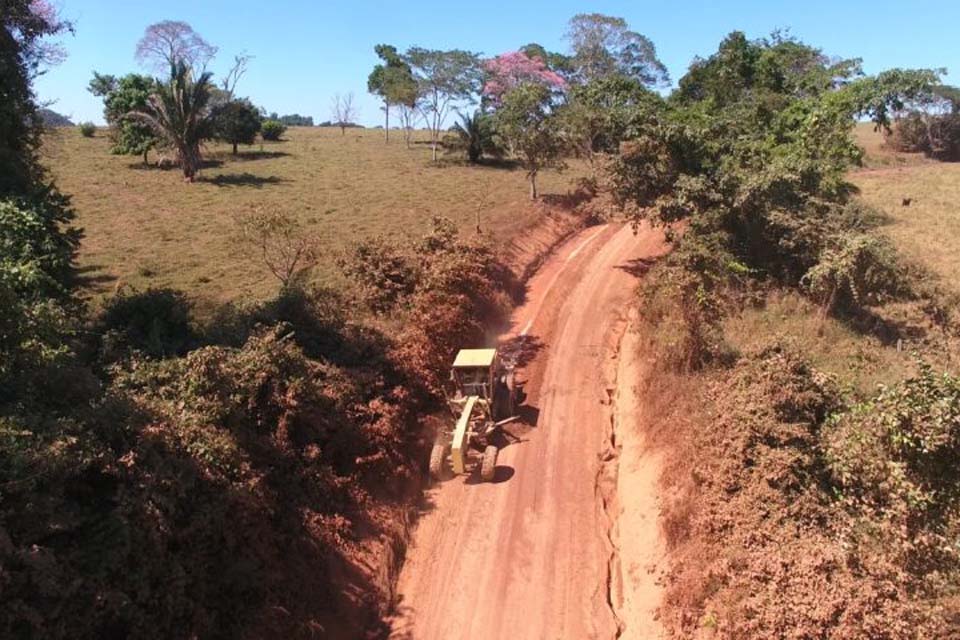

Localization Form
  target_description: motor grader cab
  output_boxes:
[429,348,518,482]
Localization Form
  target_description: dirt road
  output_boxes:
[389,222,669,640]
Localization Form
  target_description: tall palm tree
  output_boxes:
[131,61,214,181]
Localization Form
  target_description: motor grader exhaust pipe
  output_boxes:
[450,395,478,475]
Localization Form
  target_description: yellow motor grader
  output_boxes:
[429,348,518,482]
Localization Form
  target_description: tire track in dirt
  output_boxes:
[388,222,669,640]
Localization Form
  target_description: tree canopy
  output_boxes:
[89,72,159,163]
[368,44,418,141]
[566,13,669,86]
[405,47,482,160]
[134,20,217,72]
[210,98,262,154]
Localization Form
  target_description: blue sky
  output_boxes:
[36,0,960,126]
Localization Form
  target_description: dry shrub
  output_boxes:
[887,112,960,161]
[654,341,952,638]
[343,216,515,400]
[233,208,320,287]
[1,322,418,639]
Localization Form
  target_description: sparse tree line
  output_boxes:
[886,84,960,160]
[87,22,273,179]
[367,14,671,198]
[85,21,347,180]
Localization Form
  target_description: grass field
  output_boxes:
[850,126,960,292]
[42,126,580,308]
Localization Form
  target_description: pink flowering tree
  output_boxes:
[483,51,567,104]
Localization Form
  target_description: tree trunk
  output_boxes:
[529,171,538,200]
[340,124,346,136]
[232,141,238,155]
[143,149,149,166]
[385,102,390,143]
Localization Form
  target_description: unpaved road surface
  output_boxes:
[389,222,669,640]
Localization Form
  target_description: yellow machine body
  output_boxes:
[451,395,478,474]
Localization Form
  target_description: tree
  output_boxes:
[221,53,252,98]
[566,13,669,86]
[405,47,481,161]
[88,72,159,164]
[448,110,496,163]
[330,92,357,135]
[135,20,217,72]
[1,0,71,195]
[234,208,320,288]
[211,98,262,154]
[562,74,662,174]
[131,62,215,181]
[520,43,575,79]
[397,95,422,148]
[368,44,418,143]
[494,83,565,199]
[482,51,567,104]
[0,0,80,389]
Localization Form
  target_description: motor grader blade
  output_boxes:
[451,395,478,475]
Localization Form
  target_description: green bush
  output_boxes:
[0,195,80,299]
[210,98,262,153]
[826,362,960,574]
[78,121,96,137]
[98,287,195,359]
[260,119,286,141]
[803,232,908,316]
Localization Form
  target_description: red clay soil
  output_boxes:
[388,222,670,639]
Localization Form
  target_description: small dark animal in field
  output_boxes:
[902,197,912,207]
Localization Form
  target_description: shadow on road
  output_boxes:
[616,256,659,278]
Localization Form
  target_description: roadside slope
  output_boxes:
[389,222,669,639]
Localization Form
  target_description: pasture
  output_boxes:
[850,129,960,292]
[42,126,578,307]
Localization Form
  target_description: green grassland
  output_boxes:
[42,126,578,308]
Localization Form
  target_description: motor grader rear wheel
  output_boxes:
[480,445,498,482]
[429,442,448,481]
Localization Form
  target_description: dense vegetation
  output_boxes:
[604,31,959,635]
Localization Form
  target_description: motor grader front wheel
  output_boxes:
[480,445,498,482]
[429,442,449,481]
